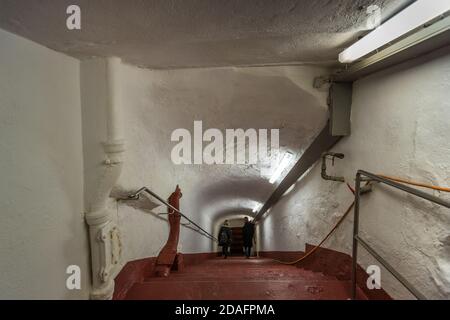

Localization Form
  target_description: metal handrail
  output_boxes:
[351,170,450,300]
[122,187,218,243]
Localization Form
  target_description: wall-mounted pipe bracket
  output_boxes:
[321,152,345,182]
[329,82,352,136]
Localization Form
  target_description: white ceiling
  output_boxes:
[0,0,411,69]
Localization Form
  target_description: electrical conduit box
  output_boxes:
[329,82,352,136]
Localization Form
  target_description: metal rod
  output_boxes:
[350,170,444,300]
[355,235,426,300]
[358,170,450,208]
[321,152,345,182]
[351,172,361,300]
[128,187,218,242]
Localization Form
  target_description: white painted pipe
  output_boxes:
[106,57,124,143]
[85,57,126,300]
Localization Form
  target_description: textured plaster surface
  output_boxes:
[258,50,450,299]
[0,29,90,299]
[0,0,410,69]
[114,63,329,260]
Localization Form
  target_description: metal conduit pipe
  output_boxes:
[321,152,345,182]
[85,57,126,300]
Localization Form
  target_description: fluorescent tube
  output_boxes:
[339,0,450,63]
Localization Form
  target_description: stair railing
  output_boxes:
[121,187,218,243]
[351,170,450,300]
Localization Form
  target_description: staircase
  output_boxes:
[122,257,368,300]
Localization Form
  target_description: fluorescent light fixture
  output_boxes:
[339,0,450,63]
[269,151,294,184]
[252,204,260,213]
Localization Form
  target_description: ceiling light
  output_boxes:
[339,0,450,63]
[269,151,294,184]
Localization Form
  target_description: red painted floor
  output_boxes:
[123,257,368,300]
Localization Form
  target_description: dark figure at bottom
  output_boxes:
[218,220,232,258]
[242,217,255,258]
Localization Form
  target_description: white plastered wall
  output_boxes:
[258,49,450,299]
[0,29,90,299]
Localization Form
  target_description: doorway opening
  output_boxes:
[213,215,260,257]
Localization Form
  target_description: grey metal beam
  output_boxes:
[254,122,341,221]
